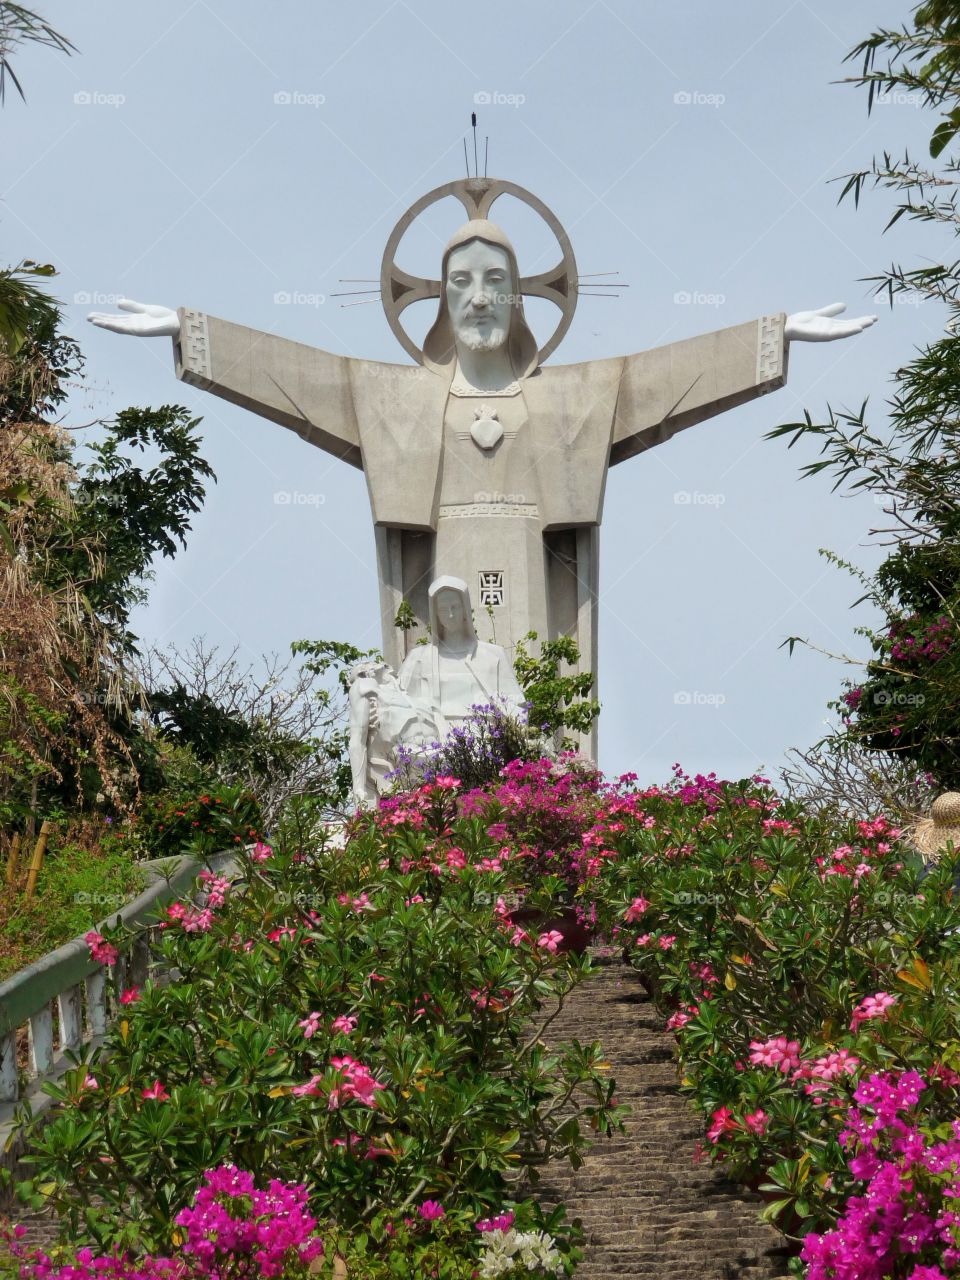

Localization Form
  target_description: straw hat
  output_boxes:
[913,792,960,861]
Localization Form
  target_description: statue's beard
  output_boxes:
[456,322,508,352]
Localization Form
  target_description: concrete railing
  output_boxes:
[0,850,239,1146]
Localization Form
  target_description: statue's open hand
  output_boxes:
[785,302,877,343]
[87,299,180,339]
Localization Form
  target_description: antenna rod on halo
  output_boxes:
[463,136,469,177]
[484,136,488,177]
[471,111,478,177]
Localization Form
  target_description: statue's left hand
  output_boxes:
[785,302,877,342]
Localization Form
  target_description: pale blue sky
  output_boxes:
[3,1,941,782]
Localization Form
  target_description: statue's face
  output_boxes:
[435,589,468,638]
[444,240,512,353]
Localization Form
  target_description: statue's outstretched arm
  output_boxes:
[88,300,362,469]
[610,303,876,466]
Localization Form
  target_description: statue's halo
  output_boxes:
[379,176,578,372]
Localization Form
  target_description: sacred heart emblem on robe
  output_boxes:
[470,404,503,450]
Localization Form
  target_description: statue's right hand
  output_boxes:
[87,299,180,339]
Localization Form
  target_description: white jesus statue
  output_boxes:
[88,177,876,757]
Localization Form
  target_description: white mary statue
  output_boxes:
[397,576,526,735]
[347,576,527,805]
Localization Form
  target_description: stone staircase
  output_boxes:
[529,954,793,1279]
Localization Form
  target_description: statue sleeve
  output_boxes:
[174,310,363,469]
[610,314,787,466]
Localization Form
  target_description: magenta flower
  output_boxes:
[707,1106,738,1143]
[141,1080,170,1102]
[623,895,650,922]
[419,1200,445,1220]
[476,1210,515,1232]
[744,1108,769,1135]
[119,986,141,1005]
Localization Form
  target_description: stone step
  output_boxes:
[528,957,792,1279]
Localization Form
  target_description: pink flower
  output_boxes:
[84,930,119,967]
[446,848,467,870]
[744,1108,769,1135]
[329,1056,384,1108]
[624,895,650,922]
[666,1004,699,1032]
[805,1050,860,1083]
[82,1074,98,1090]
[707,1106,738,1143]
[434,776,460,791]
[537,930,564,954]
[510,927,529,947]
[331,1014,358,1035]
[850,991,897,1031]
[419,1200,445,1220]
[181,907,214,933]
[141,1080,169,1101]
[119,986,140,1005]
[635,933,652,946]
[658,934,676,951]
[292,1074,324,1097]
[299,1012,323,1039]
[749,1036,802,1073]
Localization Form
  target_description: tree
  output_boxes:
[0,304,216,823]
[0,2,73,103]
[138,639,350,826]
[513,632,600,747]
[771,1,960,793]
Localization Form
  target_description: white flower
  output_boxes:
[479,1228,562,1277]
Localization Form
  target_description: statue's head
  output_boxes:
[427,575,477,646]
[347,658,392,687]
[423,220,539,379]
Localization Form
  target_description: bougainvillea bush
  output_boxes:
[4,776,624,1275]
